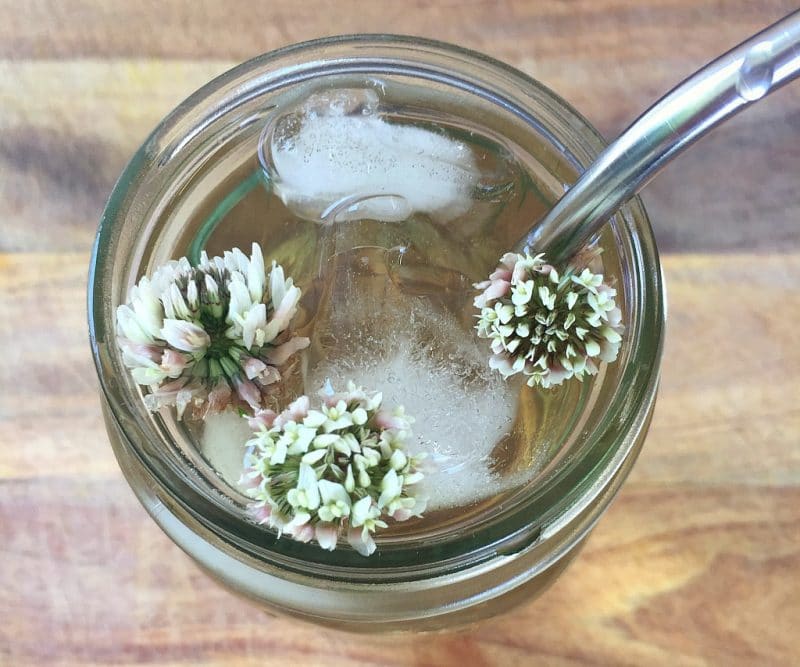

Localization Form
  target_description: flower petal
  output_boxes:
[262,285,302,343]
[243,356,268,380]
[350,496,372,527]
[347,526,376,557]
[160,319,210,352]
[247,409,277,430]
[204,378,232,416]
[318,480,351,508]
[269,261,287,312]
[247,242,266,303]
[284,511,311,533]
[160,349,189,377]
[315,523,339,551]
[116,305,154,344]
[378,469,401,508]
[233,377,262,409]
[264,336,310,366]
[242,303,267,350]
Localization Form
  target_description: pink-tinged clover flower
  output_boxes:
[115,243,309,418]
[474,252,624,388]
[241,382,427,556]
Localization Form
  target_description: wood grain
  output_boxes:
[2,2,800,665]
[2,479,797,666]
[2,0,794,62]
[2,253,798,665]
[1,1,799,252]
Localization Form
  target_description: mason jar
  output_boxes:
[88,35,665,631]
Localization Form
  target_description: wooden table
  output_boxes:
[2,2,798,665]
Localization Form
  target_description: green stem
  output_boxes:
[188,169,268,266]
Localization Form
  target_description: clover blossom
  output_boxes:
[241,382,427,556]
[474,252,624,388]
[115,243,309,418]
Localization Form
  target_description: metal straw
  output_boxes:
[525,10,800,263]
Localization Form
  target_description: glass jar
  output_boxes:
[88,35,665,631]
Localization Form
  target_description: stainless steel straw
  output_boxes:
[525,10,800,262]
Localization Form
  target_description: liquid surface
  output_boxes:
[185,82,614,531]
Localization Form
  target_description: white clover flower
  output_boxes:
[115,243,309,418]
[241,383,426,556]
[474,252,625,388]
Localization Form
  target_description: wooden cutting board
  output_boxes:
[2,2,798,665]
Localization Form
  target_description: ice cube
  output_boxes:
[200,408,252,487]
[259,87,480,224]
[306,285,523,511]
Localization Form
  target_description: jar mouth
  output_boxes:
[89,34,665,579]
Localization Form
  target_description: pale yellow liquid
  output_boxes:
[176,85,614,535]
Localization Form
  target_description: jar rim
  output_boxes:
[89,34,665,580]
